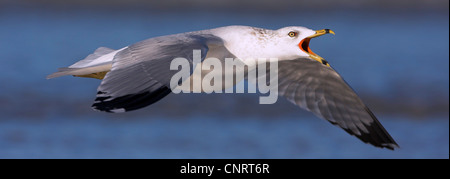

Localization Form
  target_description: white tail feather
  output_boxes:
[47,47,125,79]
[69,47,115,68]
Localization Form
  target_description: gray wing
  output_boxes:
[92,33,223,113]
[262,59,399,150]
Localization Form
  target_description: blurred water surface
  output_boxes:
[0,116,448,159]
[0,6,448,158]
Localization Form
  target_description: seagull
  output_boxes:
[48,25,399,150]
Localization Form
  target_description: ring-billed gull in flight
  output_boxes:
[48,25,399,150]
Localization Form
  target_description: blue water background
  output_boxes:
[0,6,448,158]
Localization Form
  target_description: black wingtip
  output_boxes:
[336,106,399,150]
[358,107,399,150]
[382,143,400,150]
[92,86,171,113]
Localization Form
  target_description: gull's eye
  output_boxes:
[288,31,298,37]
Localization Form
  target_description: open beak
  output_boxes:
[298,29,335,66]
